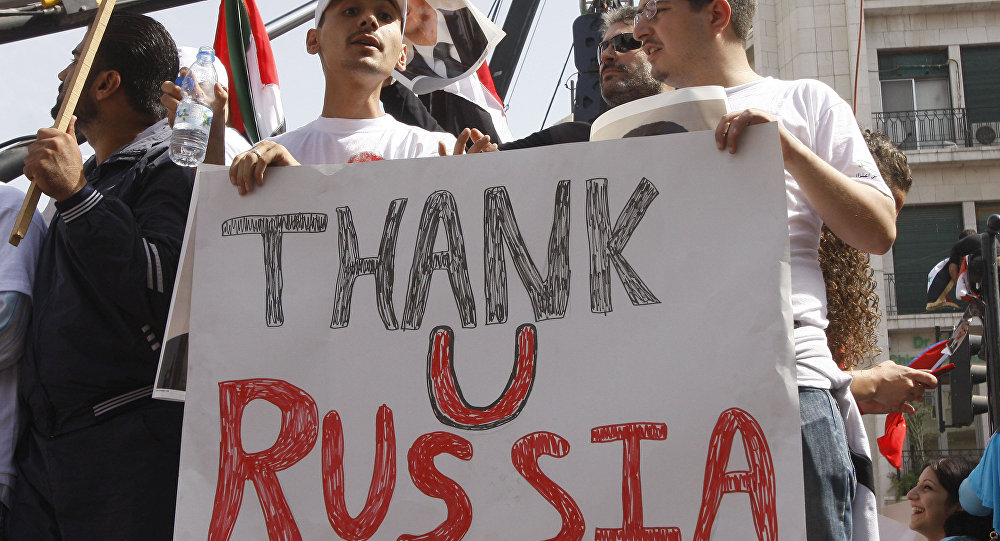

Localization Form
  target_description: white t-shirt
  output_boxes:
[223,126,252,165]
[0,185,45,297]
[0,184,46,504]
[726,77,893,390]
[269,114,456,165]
[728,76,892,541]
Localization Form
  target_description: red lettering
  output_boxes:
[592,423,679,541]
[322,405,396,540]
[693,408,777,541]
[208,379,319,541]
[427,324,537,430]
[398,432,474,541]
[511,432,585,541]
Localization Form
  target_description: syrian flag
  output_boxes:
[433,61,512,143]
[461,61,512,142]
[213,0,285,143]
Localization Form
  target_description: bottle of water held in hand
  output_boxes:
[170,46,217,167]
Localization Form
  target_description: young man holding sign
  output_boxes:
[633,1,897,540]
[226,0,495,194]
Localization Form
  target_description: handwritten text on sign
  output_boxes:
[174,128,806,540]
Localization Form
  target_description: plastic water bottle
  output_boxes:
[170,47,217,167]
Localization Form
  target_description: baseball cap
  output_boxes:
[314,0,407,33]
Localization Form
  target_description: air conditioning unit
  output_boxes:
[970,122,998,146]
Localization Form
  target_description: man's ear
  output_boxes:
[708,0,733,36]
[90,70,121,101]
[306,28,320,55]
[396,42,408,72]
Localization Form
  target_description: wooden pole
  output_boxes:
[8,0,117,246]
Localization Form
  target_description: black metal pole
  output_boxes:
[489,0,543,100]
[265,0,316,40]
[982,214,1000,432]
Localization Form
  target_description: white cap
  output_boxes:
[314,0,406,34]
[177,46,229,88]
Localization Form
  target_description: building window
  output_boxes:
[976,201,1000,232]
[961,46,1000,147]
[877,50,953,149]
[892,204,964,314]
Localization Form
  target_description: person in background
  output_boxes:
[597,6,669,108]
[500,5,664,151]
[0,185,45,539]
[821,129,937,416]
[633,0,897,539]
[908,456,994,541]
[7,13,193,539]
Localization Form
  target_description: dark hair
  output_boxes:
[90,13,179,122]
[685,0,756,43]
[623,121,688,138]
[960,229,979,240]
[924,456,995,540]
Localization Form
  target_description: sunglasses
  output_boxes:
[597,32,642,58]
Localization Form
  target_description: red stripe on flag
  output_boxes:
[243,0,279,87]
[476,61,502,108]
[213,1,247,135]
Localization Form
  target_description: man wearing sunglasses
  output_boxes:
[597,7,668,107]
[500,6,665,150]
[632,1,897,541]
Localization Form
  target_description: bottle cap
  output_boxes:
[196,46,216,63]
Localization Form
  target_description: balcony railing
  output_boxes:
[883,272,964,317]
[884,272,898,317]
[872,108,1000,150]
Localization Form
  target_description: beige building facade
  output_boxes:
[750,0,1000,506]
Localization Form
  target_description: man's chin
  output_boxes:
[343,57,394,78]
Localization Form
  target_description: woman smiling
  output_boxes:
[908,456,994,541]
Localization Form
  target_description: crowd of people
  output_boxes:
[0,0,996,539]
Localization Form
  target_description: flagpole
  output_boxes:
[8,0,117,246]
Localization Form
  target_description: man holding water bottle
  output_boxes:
[8,12,192,540]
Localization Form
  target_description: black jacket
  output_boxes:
[21,119,194,436]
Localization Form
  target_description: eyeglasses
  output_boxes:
[634,1,663,26]
[597,32,642,57]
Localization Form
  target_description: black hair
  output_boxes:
[90,12,179,122]
[923,456,995,540]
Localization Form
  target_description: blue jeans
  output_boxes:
[799,387,855,541]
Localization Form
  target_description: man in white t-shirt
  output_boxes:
[226,0,496,195]
[633,1,897,540]
[0,185,46,537]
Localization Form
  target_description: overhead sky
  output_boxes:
[1,0,581,195]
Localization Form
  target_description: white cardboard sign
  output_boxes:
[174,127,806,540]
